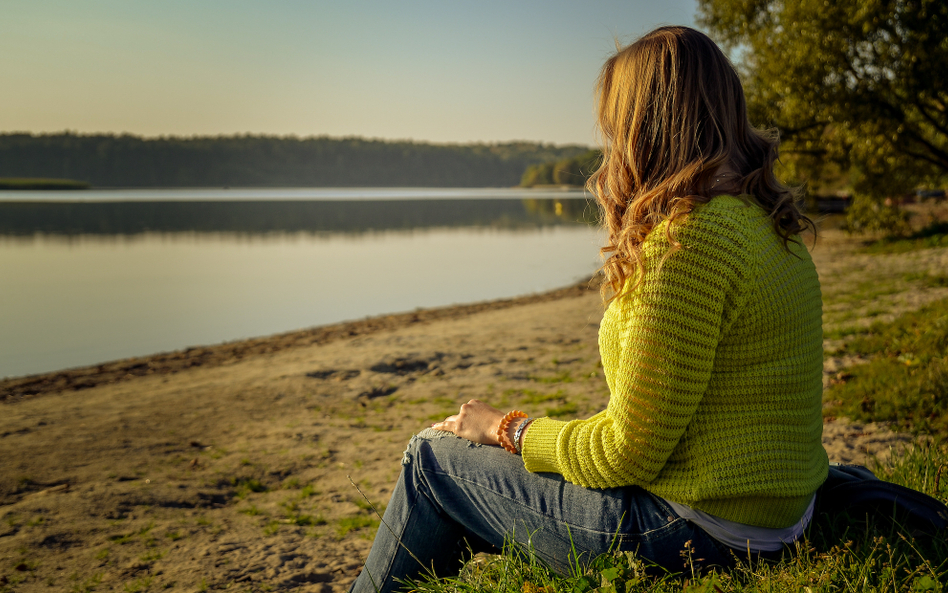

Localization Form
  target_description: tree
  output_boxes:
[521,150,602,187]
[520,162,555,187]
[698,0,948,231]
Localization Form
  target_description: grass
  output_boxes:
[863,221,948,254]
[545,402,579,418]
[505,388,566,404]
[70,572,102,593]
[904,271,948,289]
[109,532,135,545]
[823,297,948,434]
[289,513,319,526]
[108,521,156,546]
[336,515,379,539]
[353,498,376,511]
[824,325,869,341]
[123,576,153,592]
[529,371,574,384]
[231,476,268,498]
[139,548,165,563]
[263,521,281,536]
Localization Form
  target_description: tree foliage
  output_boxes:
[0,133,590,188]
[520,150,602,187]
[698,0,948,228]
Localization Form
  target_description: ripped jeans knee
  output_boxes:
[401,427,483,466]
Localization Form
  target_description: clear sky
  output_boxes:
[1,0,697,146]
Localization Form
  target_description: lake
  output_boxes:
[0,188,602,379]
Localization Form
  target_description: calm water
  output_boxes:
[0,189,602,378]
[0,186,585,202]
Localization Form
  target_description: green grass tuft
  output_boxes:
[263,521,281,536]
[231,477,268,497]
[335,515,379,539]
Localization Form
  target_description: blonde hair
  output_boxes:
[588,26,813,301]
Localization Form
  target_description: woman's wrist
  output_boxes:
[512,417,533,454]
[496,410,528,453]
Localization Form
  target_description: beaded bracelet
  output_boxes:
[496,410,528,454]
[513,417,533,454]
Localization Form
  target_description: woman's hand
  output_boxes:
[431,399,505,445]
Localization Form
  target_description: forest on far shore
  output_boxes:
[0,133,590,188]
[520,149,601,187]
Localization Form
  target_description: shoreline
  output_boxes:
[0,277,598,403]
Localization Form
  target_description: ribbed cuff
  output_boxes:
[522,417,567,475]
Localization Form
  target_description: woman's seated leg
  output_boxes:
[350,428,730,593]
[349,429,495,593]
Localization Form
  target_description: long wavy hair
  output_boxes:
[588,26,814,301]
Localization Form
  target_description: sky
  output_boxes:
[0,0,698,146]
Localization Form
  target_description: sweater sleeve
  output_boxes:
[522,205,754,488]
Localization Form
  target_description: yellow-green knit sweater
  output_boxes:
[522,195,828,529]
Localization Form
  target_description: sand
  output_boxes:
[1,226,944,592]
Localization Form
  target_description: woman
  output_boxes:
[350,25,827,593]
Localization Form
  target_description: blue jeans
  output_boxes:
[350,429,736,593]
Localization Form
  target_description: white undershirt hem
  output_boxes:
[665,494,816,553]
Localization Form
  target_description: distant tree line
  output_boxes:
[0,133,590,188]
[520,150,602,187]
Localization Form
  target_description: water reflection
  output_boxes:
[0,198,597,237]
[0,218,603,378]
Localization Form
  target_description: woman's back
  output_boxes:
[525,195,826,528]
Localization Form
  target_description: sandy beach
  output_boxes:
[2,225,947,593]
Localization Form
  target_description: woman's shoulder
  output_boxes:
[692,193,769,221]
[677,194,774,245]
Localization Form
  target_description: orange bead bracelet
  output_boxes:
[496,410,528,453]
